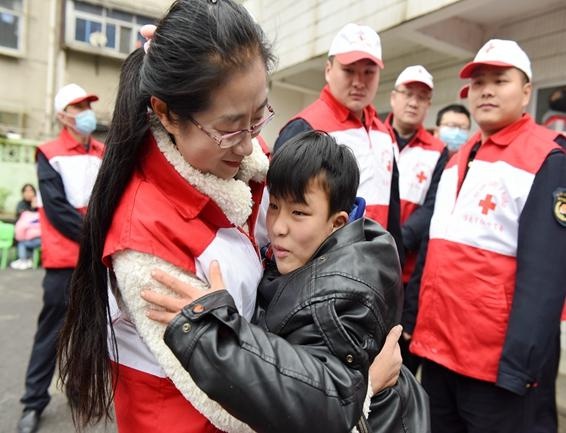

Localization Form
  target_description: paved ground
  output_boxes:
[0,268,116,433]
[1,267,565,433]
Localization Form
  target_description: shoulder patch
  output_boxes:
[553,188,566,227]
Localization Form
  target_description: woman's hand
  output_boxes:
[141,260,225,325]
[369,324,403,395]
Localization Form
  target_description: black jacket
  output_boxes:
[165,218,403,433]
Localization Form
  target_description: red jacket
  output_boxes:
[104,131,266,433]
[385,114,445,283]
[36,128,103,268]
[411,115,562,385]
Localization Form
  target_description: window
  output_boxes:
[66,0,156,57]
[0,0,23,54]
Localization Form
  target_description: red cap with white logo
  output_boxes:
[395,65,433,89]
[459,39,532,81]
[328,23,383,68]
[54,83,99,113]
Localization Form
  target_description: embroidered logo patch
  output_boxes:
[553,188,566,227]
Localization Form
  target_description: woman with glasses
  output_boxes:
[58,1,275,432]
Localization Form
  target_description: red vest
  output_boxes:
[386,115,445,283]
[104,133,264,433]
[292,85,395,228]
[37,128,104,268]
[410,115,560,382]
[103,134,264,272]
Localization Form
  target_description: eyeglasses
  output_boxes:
[188,104,275,149]
[393,88,432,103]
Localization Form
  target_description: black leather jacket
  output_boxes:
[165,218,403,433]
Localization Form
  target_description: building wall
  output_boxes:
[246,0,461,72]
[0,0,171,142]
[257,3,566,146]
[0,0,52,140]
[0,0,170,214]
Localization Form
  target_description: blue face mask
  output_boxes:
[73,109,97,136]
[439,126,469,152]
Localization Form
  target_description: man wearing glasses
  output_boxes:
[273,23,404,264]
[384,65,448,375]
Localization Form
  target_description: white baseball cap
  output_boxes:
[459,39,532,81]
[394,65,433,89]
[328,23,383,68]
[54,83,99,113]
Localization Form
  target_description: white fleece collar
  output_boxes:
[151,118,268,227]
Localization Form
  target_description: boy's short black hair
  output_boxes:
[267,130,360,216]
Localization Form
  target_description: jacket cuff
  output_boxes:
[163,290,237,367]
[181,290,237,321]
[496,368,537,396]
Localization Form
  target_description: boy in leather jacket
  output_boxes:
[142,131,407,433]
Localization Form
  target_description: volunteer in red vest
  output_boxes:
[385,65,447,375]
[58,3,275,432]
[273,23,404,263]
[408,39,566,433]
[17,83,104,433]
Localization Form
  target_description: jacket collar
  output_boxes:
[315,218,366,257]
[146,118,268,227]
[59,127,101,153]
[481,113,534,147]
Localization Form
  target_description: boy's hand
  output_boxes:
[369,325,403,394]
[141,260,225,324]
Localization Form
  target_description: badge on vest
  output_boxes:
[553,188,566,227]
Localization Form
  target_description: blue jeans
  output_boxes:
[17,237,41,260]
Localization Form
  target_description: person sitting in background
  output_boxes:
[434,103,471,156]
[11,209,41,270]
[11,184,40,270]
[15,184,38,220]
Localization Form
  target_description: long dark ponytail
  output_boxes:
[57,0,274,429]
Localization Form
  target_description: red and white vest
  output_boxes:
[386,116,445,283]
[103,126,268,433]
[293,85,396,228]
[37,128,104,268]
[410,115,560,382]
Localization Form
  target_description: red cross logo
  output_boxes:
[479,194,496,215]
[416,171,427,183]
